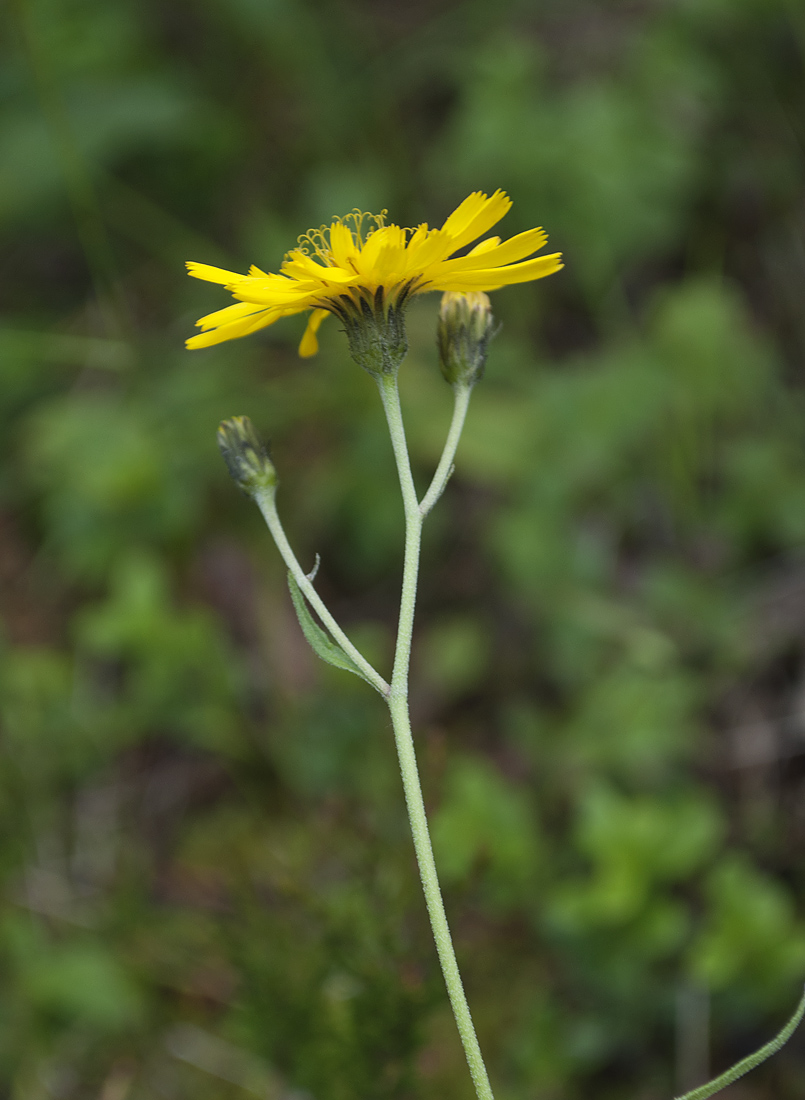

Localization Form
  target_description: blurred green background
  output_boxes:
[3,0,805,1097]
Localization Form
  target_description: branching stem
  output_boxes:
[254,487,390,698]
[377,373,494,1100]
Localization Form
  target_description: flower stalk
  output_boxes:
[419,382,473,518]
[377,371,495,1100]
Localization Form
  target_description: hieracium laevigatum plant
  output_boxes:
[187,190,805,1100]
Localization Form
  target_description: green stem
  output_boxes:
[419,383,472,518]
[377,373,494,1100]
[675,986,805,1100]
[254,487,390,698]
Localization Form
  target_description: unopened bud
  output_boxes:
[217,416,277,496]
[437,292,495,388]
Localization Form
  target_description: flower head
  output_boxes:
[186,190,562,357]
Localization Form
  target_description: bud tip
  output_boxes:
[217,415,277,496]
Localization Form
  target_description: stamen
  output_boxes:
[295,225,331,261]
[341,209,388,246]
[294,209,392,262]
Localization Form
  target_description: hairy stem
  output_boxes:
[254,487,390,698]
[377,373,494,1100]
[675,986,805,1100]
[419,383,472,518]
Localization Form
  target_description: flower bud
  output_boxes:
[437,292,495,388]
[217,416,277,497]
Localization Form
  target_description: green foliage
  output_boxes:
[552,784,724,930]
[76,551,243,752]
[2,0,805,1096]
[432,754,541,908]
[690,858,805,1001]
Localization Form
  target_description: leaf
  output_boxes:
[286,572,373,686]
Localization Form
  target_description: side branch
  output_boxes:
[675,986,805,1100]
[419,384,473,518]
[254,487,390,698]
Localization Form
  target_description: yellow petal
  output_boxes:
[328,222,358,267]
[436,228,549,274]
[430,253,564,291]
[298,309,330,357]
[440,192,489,237]
[195,301,265,331]
[352,226,388,273]
[281,256,357,285]
[232,280,321,306]
[186,261,247,284]
[407,223,430,248]
[440,190,512,250]
[467,236,501,255]
[186,306,301,348]
[405,227,456,269]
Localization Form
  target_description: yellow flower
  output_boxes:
[185,189,562,357]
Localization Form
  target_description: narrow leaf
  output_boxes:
[287,572,372,685]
